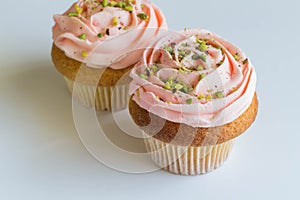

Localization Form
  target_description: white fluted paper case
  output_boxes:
[64,77,130,111]
[143,131,234,175]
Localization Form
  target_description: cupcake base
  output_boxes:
[143,131,234,175]
[64,77,130,111]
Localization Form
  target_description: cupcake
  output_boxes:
[51,0,167,110]
[129,29,258,175]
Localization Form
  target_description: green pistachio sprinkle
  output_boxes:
[192,54,201,60]
[178,50,187,60]
[137,13,149,21]
[186,98,193,104]
[200,54,207,62]
[112,16,118,26]
[151,65,159,73]
[243,58,249,65]
[180,85,188,93]
[102,0,109,7]
[217,61,224,66]
[75,4,83,14]
[139,74,148,80]
[234,53,239,61]
[196,65,204,71]
[163,46,173,54]
[175,84,183,90]
[97,33,103,38]
[124,5,133,12]
[116,1,126,8]
[109,1,117,7]
[199,42,207,52]
[200,73,206,80]
[197,93,205,100]
[141,4,145,9]
[215,91,223,98]
[81,51,88,57]
[206,95,213,100]
[164,82,172,90]
[123,27,129,30]
[68,12,79,17]
[78,33,86,40]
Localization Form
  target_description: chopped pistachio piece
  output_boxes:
[112,16,118,26]
[139,74,148,80]
[141,4,145,9]
[217,60,224,66]
[116,1,126,8]
[163,46,173,54]
[151,65,159,73]
[197,93,205,100]
[81,51,88,57]
[197,40,207,52]
[68,12,79,17]
[137,13,149,21]
[234,53,239,61]
[164,82,171,90]
[180,85,188,93]
[175,84,183,90]
[78,33,86,40]
[206,95,213,100]
[186,98,193,104]
[243,58,249,65]
[192,54,201,60]
[109,1,117,7]
[200,73,206,80]
[97,33,103,38]
[124,5,133,12]
[200,54,206,62]
[102,0,109,7]
[178,50,187,60]
[215,91,223,98]
[74,4,83,14]
[196,65,204,71]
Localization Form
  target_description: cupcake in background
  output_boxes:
[51,0,167,111]
[129,29,258,175]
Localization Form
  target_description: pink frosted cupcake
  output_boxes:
[51,0,167,110]
[129,29,258,175]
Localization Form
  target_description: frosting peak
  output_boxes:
[130,29,257,128]
[52,0,167,69]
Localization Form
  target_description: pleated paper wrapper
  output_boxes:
[143,131,234,175]
[64,77,130,111]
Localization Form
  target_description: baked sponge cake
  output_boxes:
[51,0,167,110]
[129,29,258,175]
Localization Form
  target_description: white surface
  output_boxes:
[1,0,300,199]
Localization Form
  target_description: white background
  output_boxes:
[1,0,300,199]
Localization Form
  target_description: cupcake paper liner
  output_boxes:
[64,77,130,111]
[143,131,234,175]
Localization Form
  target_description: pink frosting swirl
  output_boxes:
[52,0,167,69]
[130,29,257,128]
